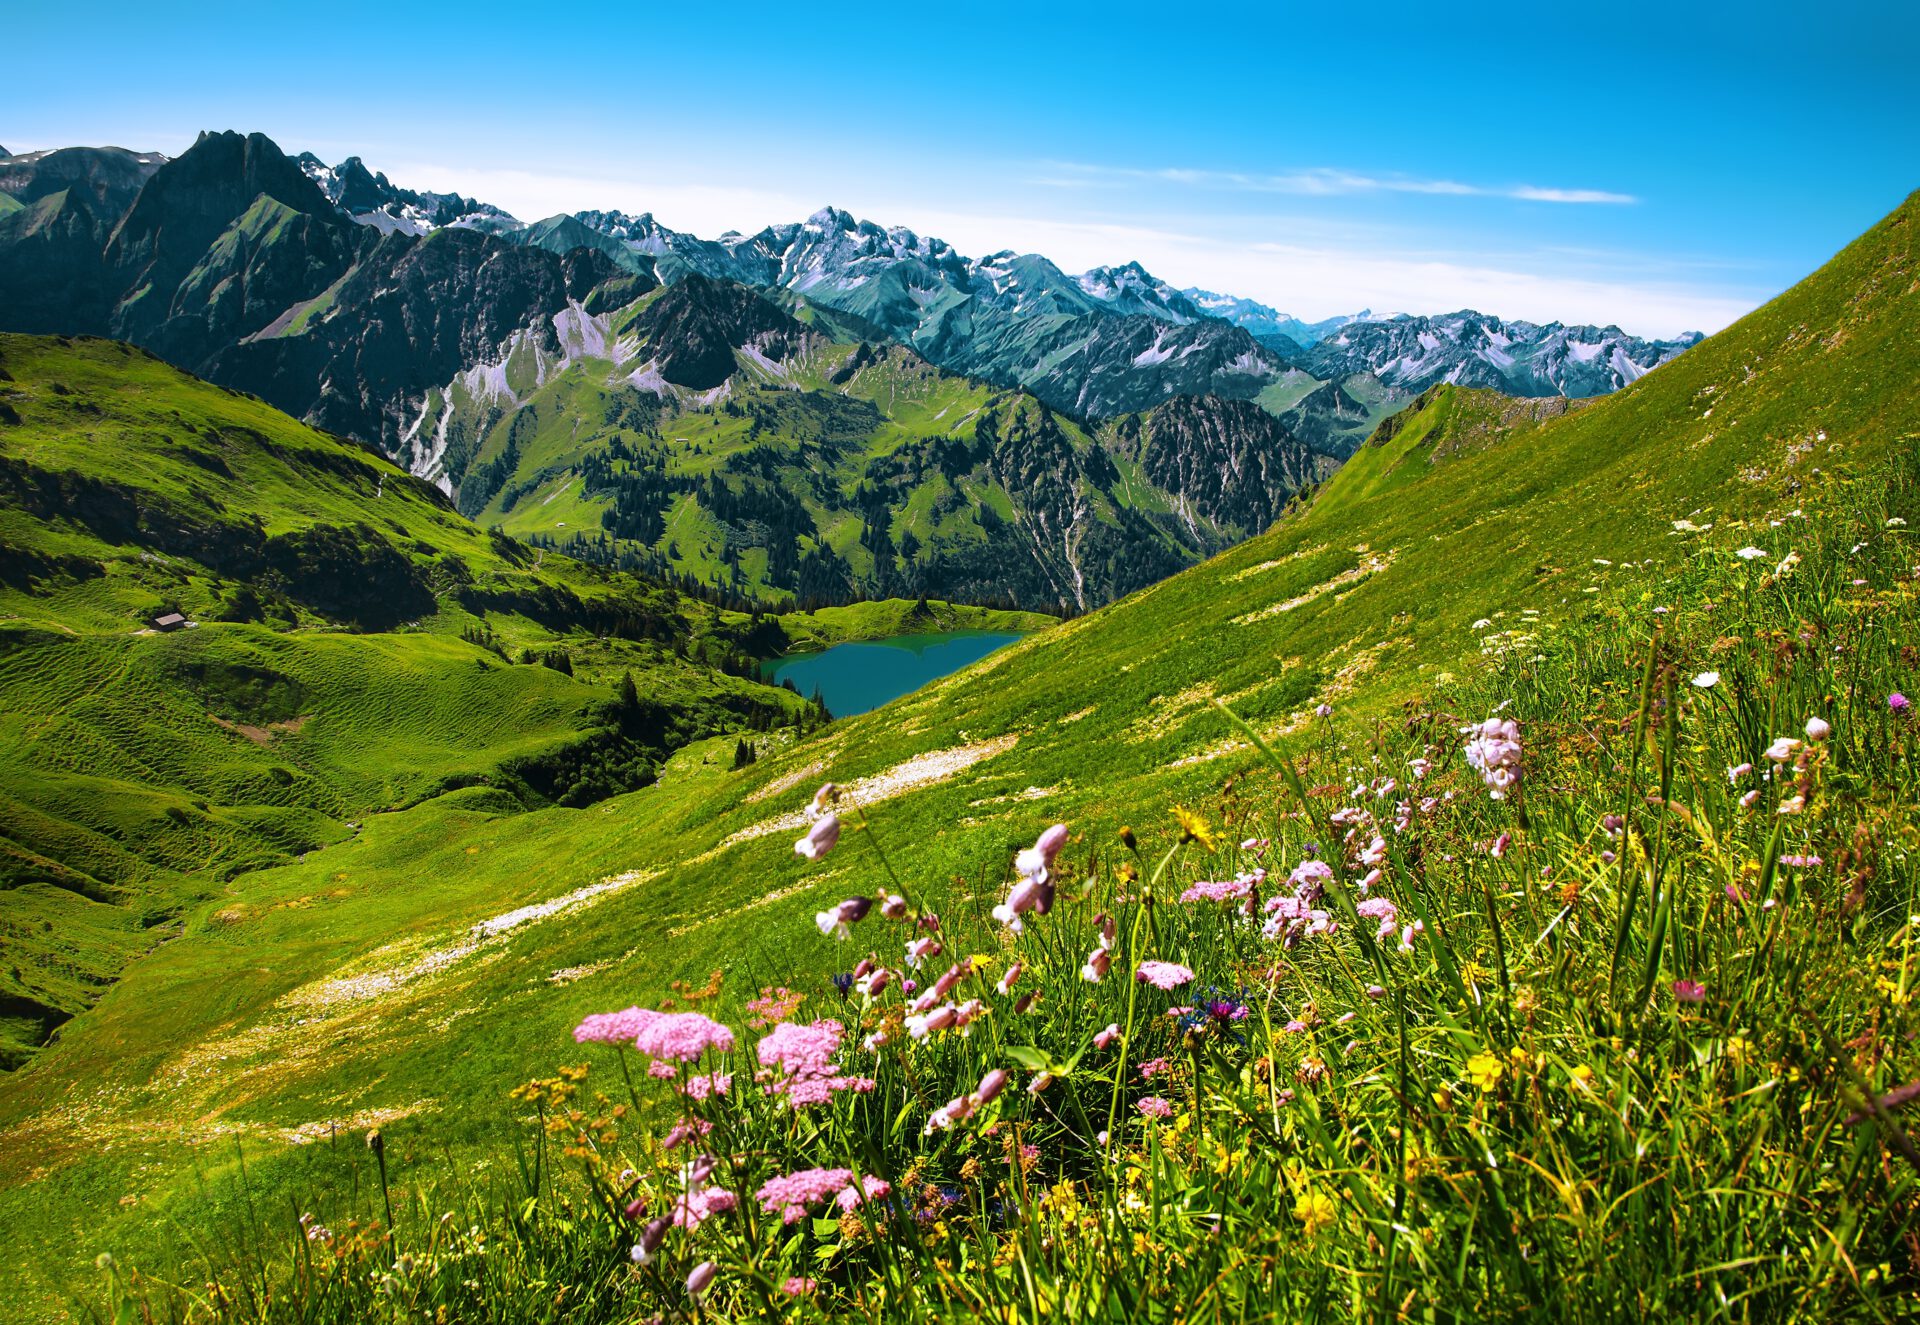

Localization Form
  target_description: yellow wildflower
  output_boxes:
[1294,1188,1339,1238]
[1466,1051,1505,1093]
[1172,805,1218,850]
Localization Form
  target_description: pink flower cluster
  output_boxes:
[635,1012,735,1063]
[572,1006,656,1044]
[1464,716,1523,799]
[757,1018,874,1107]
[1179,870,1263,905]
[1263,860,1338,948]
[755,1167,890,1224]
[1135,960,1195,991]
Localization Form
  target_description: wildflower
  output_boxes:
[1568,1064,1595,1091]
[1488,831,1511,859]
[1726,762,1753,783]
[782,1277,818,1297]
[991,877,1053,932]
[1014,823,1070,883]
[1366,984,1386,1000]
[1472,618,1493,630]
[1358,868,1382,893]
[1095,1023,1120,1050]
[1180,873,1259,904]
[1289,859,1334,897]
[1080,946,1112,982]
[635,1013,735,1063]
[1740,789,1762,809]
[925,1093,975,1132]
[1735,546,1768,560]
[757,1168,880,1224]
[1673,979,1706,1004]
[1397,920,1424,954]
[1355,897,1399,942]
[795,812,842,861]
[814,896,872,940]
[574,1006,659,1045]
[1764,736,1801,762]
[1361,835,1388,867]
[1466,1051,1505,1093]
[905,937,942,968]
[1135,960,1195,990]
[906,1005,957,1039]
[1408,756,1431,779]
[1781,854,1822,868]
[1602,813,1624,840]
[1137,1096,1173,1119]
[996,961,1023,995]
[1463,716,1523,799]
[670,1186,736,1230]
[630,1216,671,1266]
[806,782,838,819]
[1804,716,1832,741]
[1891,692,1911,714]
[1316,703,1333,717]
[1777,794,1806,815]
[1692,671,1720,689]
[1029,1071,1056,1094]
[880,894,908,919]
[1139,1057,1171,1081]
[1172,805,1217,849]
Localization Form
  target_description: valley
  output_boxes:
[0,50,1914,1319]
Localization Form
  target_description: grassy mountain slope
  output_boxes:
[0,333,854,1070]
[1,192,1915,1314]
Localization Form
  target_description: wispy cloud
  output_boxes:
[1040,161,1638,205]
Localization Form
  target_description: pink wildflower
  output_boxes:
[1080,946,1112,983]
[635,1012,735,1063]
[681,1072,731,1101]
[1137,1096,1173,1119]
[1180,873,1259,904]
[671,1187,737,1230]
[1673,979,1707,1004]
[647,1060,678,1079]
[1355,896,1398,942]
[1139,1057,1171,1080]
[795,811,842,861]
[573,1006,659,1045]
[1095,1023,1120,1050]
[687,1261,718,1299]
[756,1167,857,1224]
[1135,960,1195,991]
[1015,823,1071,882]
[814,895,871,939]
[1463,716,1523,799]
[996,961,1023,995]
[782,1277,818,1297]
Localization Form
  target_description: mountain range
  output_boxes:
[0,132,1697,612]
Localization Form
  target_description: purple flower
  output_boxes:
[1892,692,1911,714]
[795,812,841,861]
[1463,716,1522,799]
[1672,979,1706,1004]
[814,895,871,939]
[686,1261,718,1298]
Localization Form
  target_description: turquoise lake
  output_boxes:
[761,631,1025,717]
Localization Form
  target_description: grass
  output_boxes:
[0,193,1916,1318]
[78,434,1920,1323]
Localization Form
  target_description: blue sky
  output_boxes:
[7,1,1916,335]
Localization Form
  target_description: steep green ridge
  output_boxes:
[0,333,846,1070]
[416,284,1333,613]
[0,191,1914,1313]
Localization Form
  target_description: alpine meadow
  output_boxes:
[2,9,1918,1322]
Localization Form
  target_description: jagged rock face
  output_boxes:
[104,131,362,362]
[1298,311,1698,398]
[624,275,814,391]
[295,152,520,236]
[0,189,122,333]
[1104,395,1334,537]
[0,145,166,215]
[217,229,616,449]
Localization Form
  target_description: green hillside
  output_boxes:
[0,188,1916,1319]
